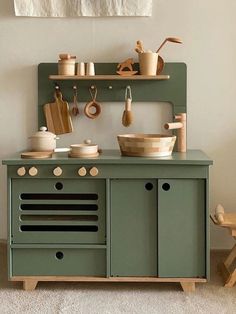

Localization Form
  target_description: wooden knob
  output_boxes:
[28,167,38,177]
[89,167,99,177]
[78,167,87,177]
[17,167,26,177]
[53,167,63,177]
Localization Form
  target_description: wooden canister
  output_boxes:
[139,52,158,76]
[58,59,75,75]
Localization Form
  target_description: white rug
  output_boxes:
[0,245,235,314]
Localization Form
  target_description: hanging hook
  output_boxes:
[73,85,77,97]
[54,82,60,90]
[125,85,132,100]
[54,83,61,98]
[89,85,97,101]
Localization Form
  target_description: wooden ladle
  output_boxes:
[156,37,183,53]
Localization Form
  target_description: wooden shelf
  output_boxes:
[49,74,170,80]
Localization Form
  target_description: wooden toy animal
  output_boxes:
[117,58,134,72]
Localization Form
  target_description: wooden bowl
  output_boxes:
[117,134,176,157]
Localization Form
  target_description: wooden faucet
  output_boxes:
[164,113,186,152]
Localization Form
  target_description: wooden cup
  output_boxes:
[139,52,158,76]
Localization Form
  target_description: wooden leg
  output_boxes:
[23,280,38,291]
[224,269,236,288]
[224,244,236,268]
[180,282,195,292]
[218,244,236,288]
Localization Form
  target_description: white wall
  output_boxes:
[0,0,235,249]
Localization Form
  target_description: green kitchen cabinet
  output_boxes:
[3,150,212,291]
[111,179,157,276]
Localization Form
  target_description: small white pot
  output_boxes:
[29,126,59,152]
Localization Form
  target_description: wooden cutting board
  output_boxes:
[43,91,73,135]
[21,151,53,159]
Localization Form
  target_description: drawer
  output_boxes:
[12,248,106,276]
[11,179,106,244]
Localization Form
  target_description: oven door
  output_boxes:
[11,179,105,244]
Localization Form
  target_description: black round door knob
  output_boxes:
[55,251,64,260]
[145,183,154,191]
[162,183,170,191]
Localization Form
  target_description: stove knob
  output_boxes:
[17,167,26,177]
[29,167,38,177]
[89,167,99,177]
[78,167,87,177]
[53,167,63,177]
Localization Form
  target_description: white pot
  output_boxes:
[29,126,59,152]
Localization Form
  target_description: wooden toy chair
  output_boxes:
[211,204,236,287]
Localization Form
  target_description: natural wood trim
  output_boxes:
[23,280,38,291]
[224,244,236,268]
[11,276,206,283]
[180,282,195,292]
[49,75,170,81]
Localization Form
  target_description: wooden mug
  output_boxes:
[139,52,158,76]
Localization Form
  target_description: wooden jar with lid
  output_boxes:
[58,54,76,76]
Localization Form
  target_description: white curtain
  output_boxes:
[14,0,152,17]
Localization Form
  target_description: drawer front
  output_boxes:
[11,179,106,244]
[12,248,106,276]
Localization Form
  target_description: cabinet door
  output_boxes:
[158,179,205,278]
[111,179,157,276]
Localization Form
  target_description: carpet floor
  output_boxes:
[0,244,235,314]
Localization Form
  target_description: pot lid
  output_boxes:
[30,126,56,139]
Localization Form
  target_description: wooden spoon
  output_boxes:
[71,86,79,116]
[157,55,165,75]
[156,37,183,53]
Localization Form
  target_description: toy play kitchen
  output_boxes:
[2,40,212,292]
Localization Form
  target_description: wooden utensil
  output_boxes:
[71,86,79,116]
[136,40,145,53]
[84,86,101,119]
[157,55,165,75]
[122,86,133,127]
[156,37,183,53]
[44,91,73,135]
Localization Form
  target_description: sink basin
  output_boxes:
[117,134,176,157]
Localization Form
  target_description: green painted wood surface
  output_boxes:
[2,149,213,166]
[158,179,206,278]
[7,164,209,180]
[3,150,212,279]
[38,63,186,127]
[11,179,106,244]
[106,179,111,277]
[111,179,157,276]
[12,248,106,276]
